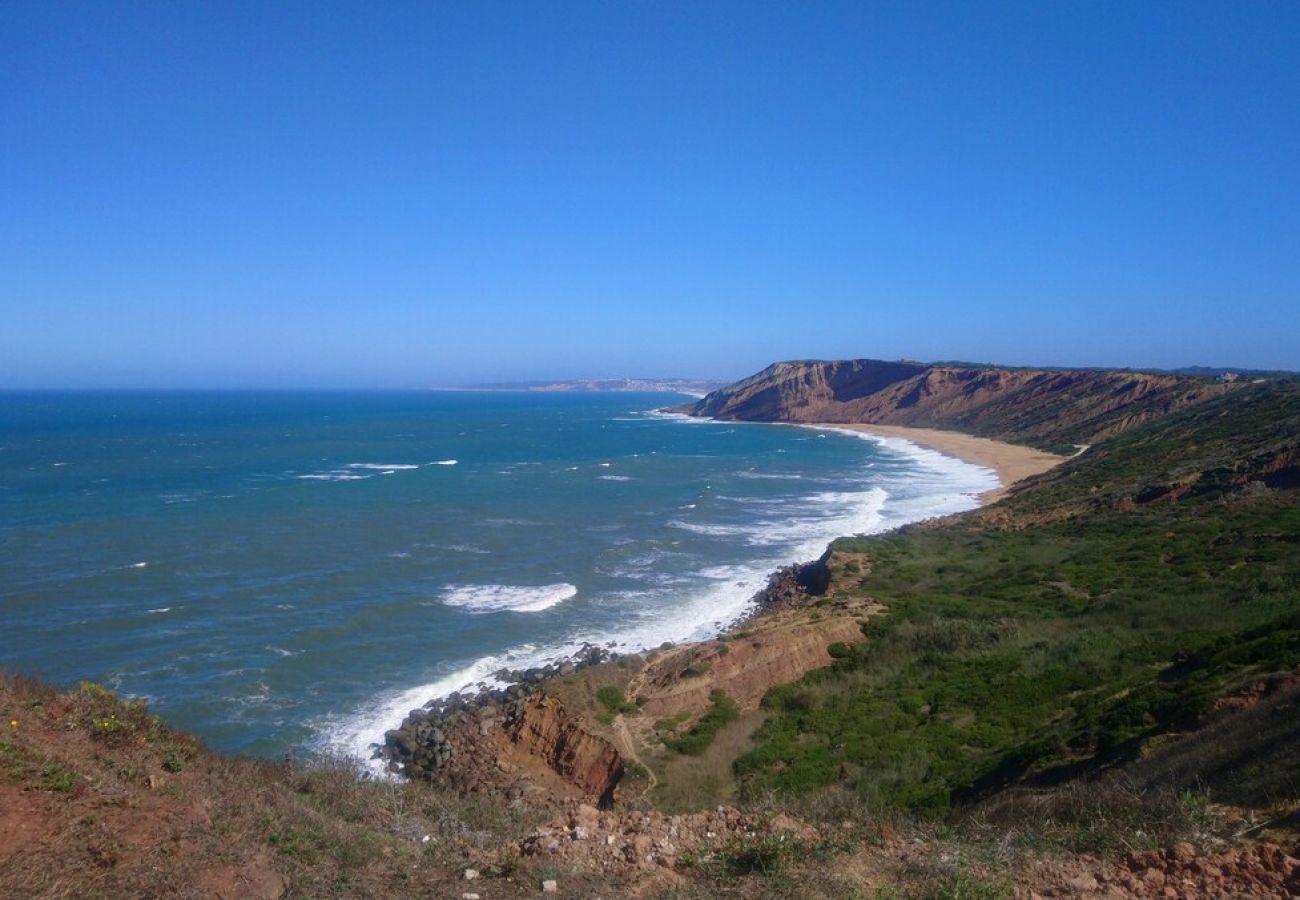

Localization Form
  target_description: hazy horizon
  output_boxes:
[4,2,1298,388]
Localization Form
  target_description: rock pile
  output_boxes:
[518,803,819,873]
[1018,840,1300,898]
[739,554,831,620]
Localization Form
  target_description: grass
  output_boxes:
[595,684,637,715]
[664,690,740,755]
[735,381,1300,818]
[0,672,549,899]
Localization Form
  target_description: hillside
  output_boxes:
[735,380,1300,824]
[676,359,1230,453]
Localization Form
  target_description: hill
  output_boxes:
[675,359,1231,453]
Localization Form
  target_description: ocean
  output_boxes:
[0,390,996,765]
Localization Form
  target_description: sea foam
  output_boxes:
[441,583,577,614]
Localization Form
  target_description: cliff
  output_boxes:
[677,359,1228,453]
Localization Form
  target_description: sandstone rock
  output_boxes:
[542,879,558,893]
[463,868,479,881]
[1065,873,1098,892]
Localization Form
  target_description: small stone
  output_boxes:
[463,868,479,881]
[462,895,480,900]
[542,879,558,893]
[1066,874,1098,892]
[147,774,166,790]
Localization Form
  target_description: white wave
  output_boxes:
[267,645,302,657]
[146,607,170,614]
[667,520,753,537]
[348,463,421,470]
[442,583,577,614]
[599,462,612,467]
[809,425,1000,500]
[319,643,559,772]
[128,561,148,569]
[429,542,489,555]
[431,459,459,466]
[736,471,804,480]
[297,473,372,481]
[643,409,699,422]
[598,475,633,481]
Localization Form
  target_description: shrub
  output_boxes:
[664,690,739,755]
[594,684,637,715]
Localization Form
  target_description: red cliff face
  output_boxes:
[683,360,1225,453]
[506,696,625,806]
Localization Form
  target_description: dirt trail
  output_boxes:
[612,716,657,796]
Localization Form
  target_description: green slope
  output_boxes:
[735,381,1300,817]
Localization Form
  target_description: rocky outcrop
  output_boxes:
[635,616,865,717]
[506,696,624,806]
[677,359,1226,452]
[381,643,621,799]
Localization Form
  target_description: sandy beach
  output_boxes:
[818,423,1069,502]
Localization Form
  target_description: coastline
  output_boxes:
[360,414,1034,775]
[375,416,1038,786]
[815,422,1068,502]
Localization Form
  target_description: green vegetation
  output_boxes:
[595,684,637,715]
[665,690,740,755]
[683,660,713,678]
[736,381,1300,816]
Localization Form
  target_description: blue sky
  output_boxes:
[2,1,1297,387]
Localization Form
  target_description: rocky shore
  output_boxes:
[379,552,838,806]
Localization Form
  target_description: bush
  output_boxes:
[664,690,739,755]
[594,684,636,715]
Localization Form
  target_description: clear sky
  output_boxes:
[3,2,1297,387]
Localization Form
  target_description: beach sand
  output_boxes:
[819,423,1069,503]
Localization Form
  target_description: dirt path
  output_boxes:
[612,716,657,796]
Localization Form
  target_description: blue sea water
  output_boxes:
[0,391,996,764]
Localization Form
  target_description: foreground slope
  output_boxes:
[678,359,1228,453]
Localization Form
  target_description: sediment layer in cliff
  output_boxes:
[678,359,1228,453]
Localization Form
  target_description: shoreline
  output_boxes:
[364,416,1051,772]
[814,422,1068,502]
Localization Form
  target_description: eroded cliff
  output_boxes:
[679,359,1228,452]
